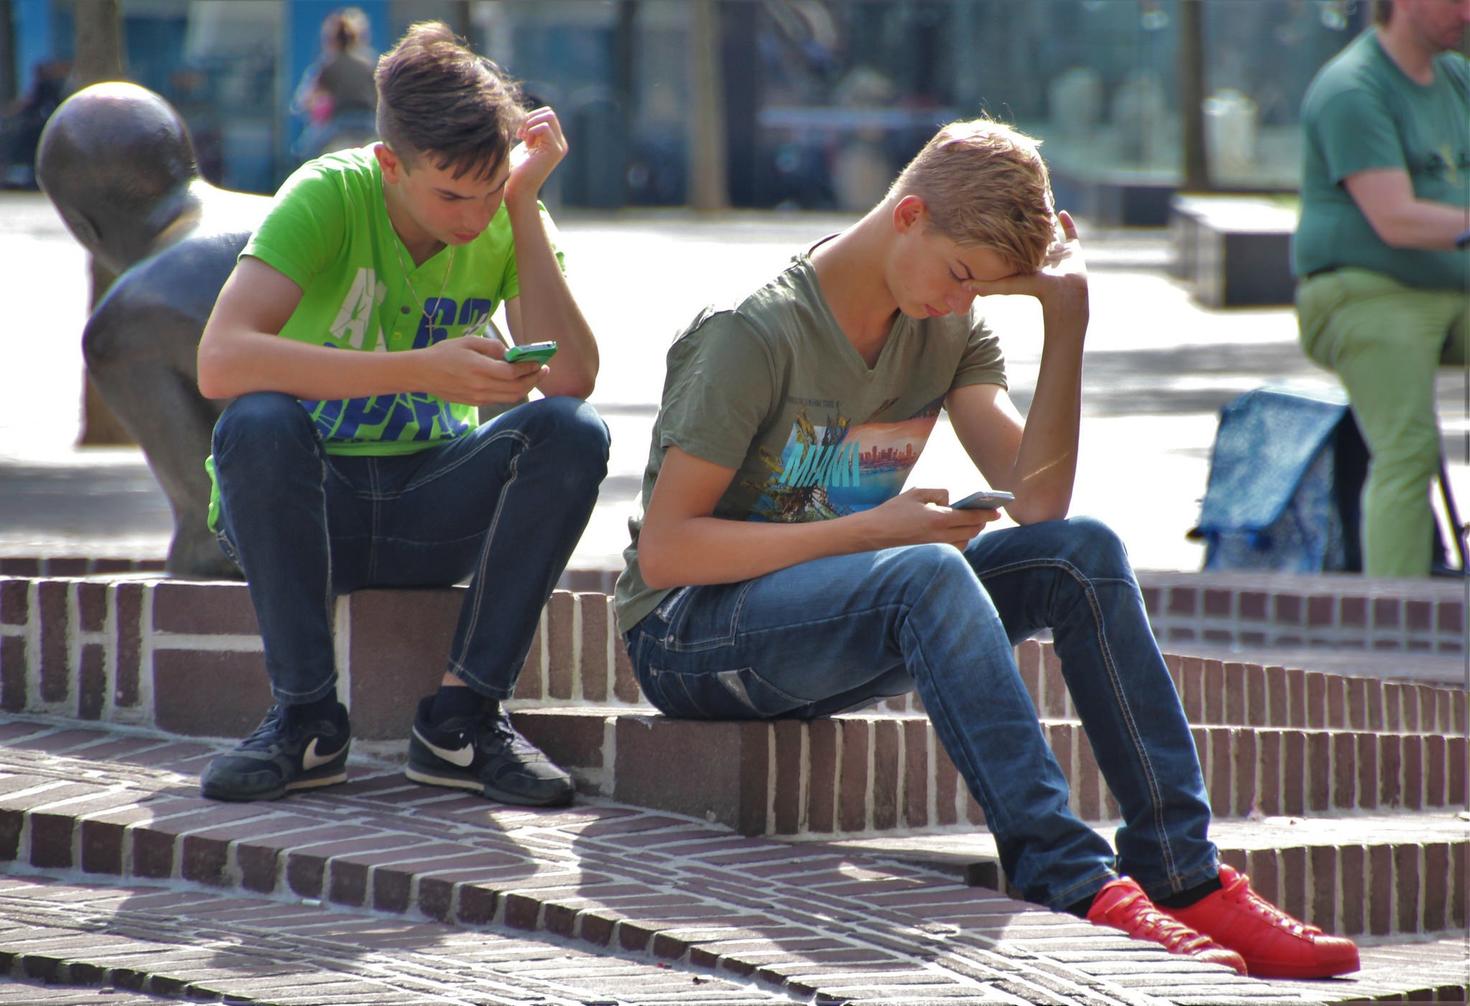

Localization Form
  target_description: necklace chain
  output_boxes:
[392,235,457,331]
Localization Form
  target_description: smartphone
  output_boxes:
[951,489,1015,510]
[504,340,558,364]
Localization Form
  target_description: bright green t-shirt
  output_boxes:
[612,251,1007,634]
[206,146,563,532]
[242,145,563,455]
[1294,30,1470,289]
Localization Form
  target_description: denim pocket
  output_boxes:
[660,580,757,652]
[644,663,807,719]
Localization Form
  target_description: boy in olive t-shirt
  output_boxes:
[195,22,608,806]
[615,119,1359,979]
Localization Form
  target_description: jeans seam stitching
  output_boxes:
[450,444,521,687]
[401,429,529,494]
[1063,559,1181,885]
[980,552,1183,884]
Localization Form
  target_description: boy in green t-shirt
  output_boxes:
[1295,0,1470,577]
[615,119,1358,979]
[195,22,608,806]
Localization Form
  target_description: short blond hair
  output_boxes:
[889,118,1057,272]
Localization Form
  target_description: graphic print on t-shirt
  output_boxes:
[304,290,497,446]
[748,399,942,522]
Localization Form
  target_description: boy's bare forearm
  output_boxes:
[506,200,599,397]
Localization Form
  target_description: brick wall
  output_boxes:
[1138,572,1465,653]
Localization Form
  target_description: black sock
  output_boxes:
[287,692,340,724]
[430,684,489,724]
[1064,891,1098,918]
[1153,875,1223,909]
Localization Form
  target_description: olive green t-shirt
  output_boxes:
[1294,30,1469,289]
[613,252,1007,634]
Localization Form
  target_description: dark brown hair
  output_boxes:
[374,21,524,180]
[1375,0,1392,24]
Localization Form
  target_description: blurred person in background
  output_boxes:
[1295,0,1470,578]
[293,6,379,159]
[0,60,69,189]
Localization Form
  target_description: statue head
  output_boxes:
[36,81,200,273]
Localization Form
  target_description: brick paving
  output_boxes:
[0,874,796,1005]
[1,716,1466,1004]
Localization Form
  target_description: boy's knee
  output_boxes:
[1059,516,1132,579]
[885,542,980,600]
[213,392,315,457]
[538,396,611,470]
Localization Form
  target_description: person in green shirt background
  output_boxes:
[194,21,608,805]
[1295,0,1470,577]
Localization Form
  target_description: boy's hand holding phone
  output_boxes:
[950,489,1015,510]
[504,340,558,364]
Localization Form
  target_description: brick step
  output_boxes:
[0,717,1343,1006]
[513,706,1470,836]
[0,717,1464,1004]
[804,811,1470,942]
[1136,571,1464,657]
[5,576,1464,742]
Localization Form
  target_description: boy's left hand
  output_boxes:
[964,209,1089,323]
[505,106,567,208]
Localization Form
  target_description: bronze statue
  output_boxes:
[36,81,271,579]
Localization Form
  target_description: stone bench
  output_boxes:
[1171,194,1297,307]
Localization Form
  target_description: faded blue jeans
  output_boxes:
[213,391,609,705]
[623,517,1217,910]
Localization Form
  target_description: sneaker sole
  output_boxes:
[201,768,348,802]
[1241,955,1361,980]
[404,765,573,807]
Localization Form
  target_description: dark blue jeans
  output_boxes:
[213,391,608,705]
[623,517,1217,911]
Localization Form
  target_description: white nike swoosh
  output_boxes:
[302,736,344,771]
[415,726,475,768]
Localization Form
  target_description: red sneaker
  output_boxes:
[1086,877,1248,975]
[1160,865,1360,979]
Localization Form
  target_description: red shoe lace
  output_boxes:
[1115,888,1222,954]
[1220,869,1322,938]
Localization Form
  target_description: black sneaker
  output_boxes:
[405,697,573,807]
[200,701,351,801]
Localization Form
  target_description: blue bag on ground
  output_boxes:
[1189,387,1367,573]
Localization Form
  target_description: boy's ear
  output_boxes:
[374,142,402,184]
[892,194,927,234]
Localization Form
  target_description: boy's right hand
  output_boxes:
[860,488,996,550]
[417,337,546,405]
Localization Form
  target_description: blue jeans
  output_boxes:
[623,517,1217,910]
[213,391,609,705]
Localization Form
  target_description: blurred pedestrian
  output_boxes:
[293,6,378,159]
[0,60,69,189]
[1295,0,1470,577]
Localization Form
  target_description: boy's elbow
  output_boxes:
[195,344,234,400]
[638,537,675,589]
[1007,493,1071,526]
